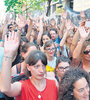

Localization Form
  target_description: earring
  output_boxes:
[71,93,73,95]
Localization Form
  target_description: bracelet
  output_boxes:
[4,56,13,59]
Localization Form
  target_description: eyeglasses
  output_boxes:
[46,47,55,52]
[83,50,90,55]
[58,66,70,71]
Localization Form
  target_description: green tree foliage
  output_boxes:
[4,0,47,14]
[53,0,58,2]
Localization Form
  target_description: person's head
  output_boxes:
[81,41,90,61]
[7,24,13,32]
[25,50,47,79]
[41,31,51,46]
[83,45,90,61]
[21,42,38,59]
[59,68,90,100]
[56,56,71,79]
[20,36,29,46]
[44,40,55,58]
[66,31,74,45]
[49,28,58,41]
[50,18,56,28]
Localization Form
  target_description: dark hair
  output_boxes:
[50,18,55,22]
[20,36,29,43]
[25,50,47,66]
[49,28,57,34]
[21,42,38,53]
[44,40,55,50]
[40,31,51,46]
[56,56,71,68]
[7,24,13,29]
[59,68,90,100]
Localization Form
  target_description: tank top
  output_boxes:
[16,78,57,100]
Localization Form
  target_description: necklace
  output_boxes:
[38,94,41,99]
[30,78,46,99]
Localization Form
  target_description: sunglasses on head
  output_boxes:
[83,50,90,54]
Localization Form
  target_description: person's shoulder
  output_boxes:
[20,78,30,83]
[46,78,58,89]
[46,78,56,85]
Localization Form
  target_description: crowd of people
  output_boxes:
[0,9,90,100]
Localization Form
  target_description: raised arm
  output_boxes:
[80,11,85,21]
[37,15,44,45]
[73,26,90,60]
[60,19,73,48]
[70,27,80,54]
[1,31,21,97]
[26,13,33,41]
[59,10,67,38]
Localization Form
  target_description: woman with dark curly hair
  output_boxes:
[59,68,90,100]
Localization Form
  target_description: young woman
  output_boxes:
[39,31,51,52]
[55,56,71,82]
[73,26,90,74]
[44,40,57,79]
[60,19,74,58]
[1,32,58,100]
[59,68,90,100]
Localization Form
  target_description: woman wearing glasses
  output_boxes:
[55,56,71,82]
[73,26,90,74]
[58,68,90,100]
[44,40,57,79]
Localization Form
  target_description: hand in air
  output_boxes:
[78,26,90,41]
[4,31,20,58]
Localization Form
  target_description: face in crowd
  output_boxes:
[66,33,73,45]
[73,77,89,100]
[41,32,51,47]
[49,29,58,41]
[59,68,90,100]
[56,61,70,79]
[56,56,71,80]
[26,50,47,79]
[83,45,90,61]
[44,40,55,58]
[42,34,51,45]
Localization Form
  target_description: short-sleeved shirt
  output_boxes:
[53,36,61,44]
[16,78,57,100]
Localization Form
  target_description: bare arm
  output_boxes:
[60,19,72,48]
[59,11,67,38]
[70,29,80,54]
[26,17,32,41]
[37,15,44,45]
[73,27,90,59]
[1,31,21,97]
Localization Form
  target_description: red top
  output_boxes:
[16,78,57,100]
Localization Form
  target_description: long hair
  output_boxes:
[40,31,51,46]
[59,68,90,100]
[80,41,90,60]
